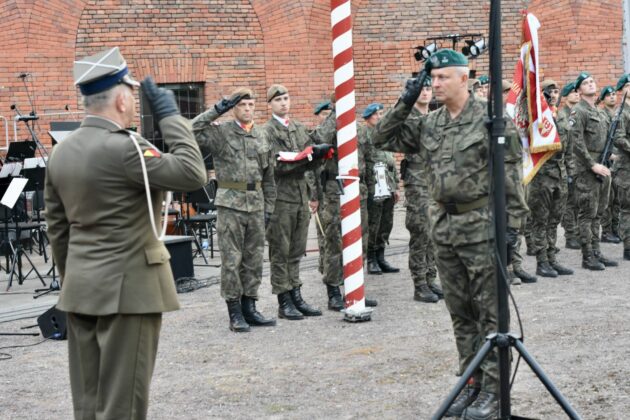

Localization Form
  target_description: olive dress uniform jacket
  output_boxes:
[45,115,208,315]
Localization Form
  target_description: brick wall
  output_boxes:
[0,0,624,147]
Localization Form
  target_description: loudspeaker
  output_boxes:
[164,236,194,281]
[37,306,67,340]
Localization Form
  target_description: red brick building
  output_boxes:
[0,0,625,147]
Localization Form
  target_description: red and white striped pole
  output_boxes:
[330,0,372,321]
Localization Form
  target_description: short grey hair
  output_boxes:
[82,84,124,112]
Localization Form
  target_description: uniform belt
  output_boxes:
[437,196,489,215]
[217,181,261,191]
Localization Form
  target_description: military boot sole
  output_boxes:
[582,261,605,271]
[414,294,439,303]
[244,317,277,326]
[296,307,323,316]
[278,311,304,321]
[379,266,400,273]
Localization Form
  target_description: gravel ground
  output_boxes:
[1,209,629,419]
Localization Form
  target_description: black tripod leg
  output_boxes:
[431,340,494,420]
[513,340,582,420]
[19,248,47,286]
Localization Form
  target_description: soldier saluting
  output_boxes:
[192,88,277,332]
[372,49,528,418]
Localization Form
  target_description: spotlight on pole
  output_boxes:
[414,42,437,62]
[462,38,487,58]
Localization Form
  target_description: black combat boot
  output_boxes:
[289,287,322,316]
[595,251,618,267]
[241,296,277,326]
[277,292,304,320]
[226,300,250,333]
[376,248,399,273]
[445,381,480,417]
[582,252,605,271]
[535,261,558,278]
[413,283,439,303]
[601,232,621,244]
[427,279,444,299]
[514,267,537,283]
[462,391,498,420]
[508,270,521,286]
[365,297,378,307]
[624,249,630,261]
[565,238,581,249]
[367,250,382,275]
[326,285,345,311]
[550,261,574,275]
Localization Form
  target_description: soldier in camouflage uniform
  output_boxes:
[363,103,400,275]
[598,86,622,244]
[373,50,528,418]
[263,85,334,321]
[477,75,489,100]
[613,74,630,260]
[318,98,376,310]
[312,101,333,275]
[403,77,443,302]
[526,79,574,278]
[192,88,277,332]
[568,72,619,270]
[560,81,581,249]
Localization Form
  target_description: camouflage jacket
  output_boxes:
[535,109,573,180]
[372,95,528,246]
[614,106,630,171]
[362,124,398,196]
[556,105,576,177]
[191,108,276,213]
[568,99,622,174]
[263,117,320,205]
[403,107,430,187]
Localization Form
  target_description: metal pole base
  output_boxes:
[342,307,373,322]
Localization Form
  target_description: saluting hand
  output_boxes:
[215,94,245,116]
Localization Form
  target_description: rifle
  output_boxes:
[597,91,628,182]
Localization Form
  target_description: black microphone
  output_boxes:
[18,73,30,79]
[17,115,39,122]
[10,104,16,110]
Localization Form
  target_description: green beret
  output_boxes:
[575,72,592,89]
[477,75,489,85]
[561,81,576,97]
[598,86,614,102]
[267,84,288,102]
[313,101,332,115]
[425,49,468,72]
[615,74,630,91]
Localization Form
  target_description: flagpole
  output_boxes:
[330,0,372,322]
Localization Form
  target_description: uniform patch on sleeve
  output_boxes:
[144,149,161,158]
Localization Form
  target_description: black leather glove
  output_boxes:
[311,144,334,160]
[400,77,422,107]
[506,227,519,264]
[264,211,272,228]
[141,76,179,123]
[214,94,245,116]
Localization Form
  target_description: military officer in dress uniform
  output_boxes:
[568,72,619,270]
[263,84,332,320]
[192,88,277,332]
[363,103,400,275]
[372,50,528,418]
[45,47,207,419]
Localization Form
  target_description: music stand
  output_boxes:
[23,166,48,260]
[5,141,36,163]
[2,178,46,291]
[49,121,81,146]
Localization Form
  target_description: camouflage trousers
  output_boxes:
[575,171,610,255]
[316,205,325,274]
[435,241,500,394]
[511,186,529,271]
[216,206,264,301]
[562,181,579,241]
[367,194,394,252]
[320,181,368,287]
[405,184,437,287]
[614,168,630,248]
[601,171,620,235]
[527,173,567,263]
[266,199,310,295]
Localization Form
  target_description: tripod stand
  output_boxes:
[432,3,580,419]
[1,178,46,291]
